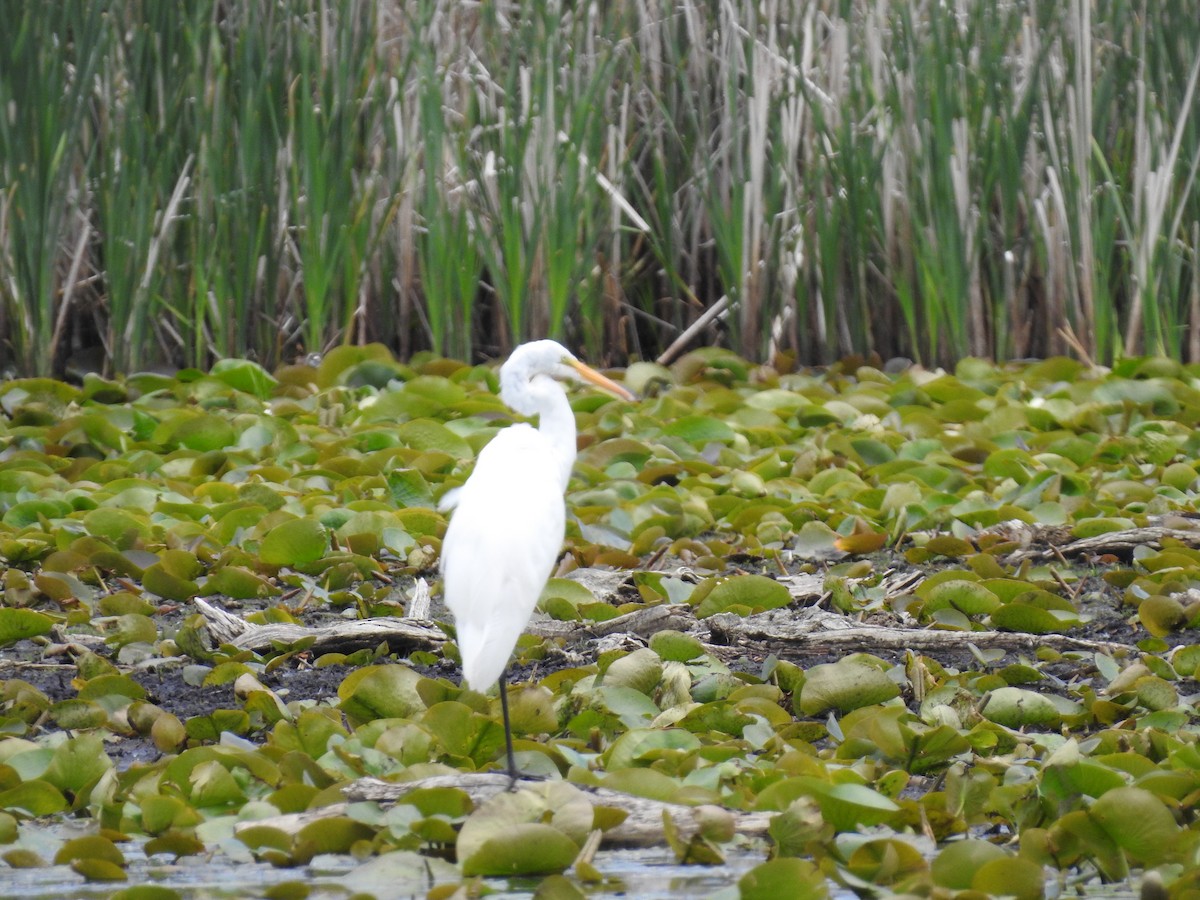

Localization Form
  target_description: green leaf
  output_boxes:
[204,566,278,599]
[971,857,1044,900]
[0,780,68,816]
[142,564,199,601]
[387,468,434,508]
[603,727,701,771]
[338,665,426,723]
[259,518,329,567]
[43,734,112,795]
[693,574,791,618]
[649,630,705,662]
[739,858,829,900]
[170,413,237,451]
[210,359,279,399]
[460,822,579,877]
[295,816,375,857]
[395,419,473,458]
[815,783,901,831]
[663,415,737,444]
[989,602,1078,633]
[798,661,900,716]
[979,687,1061,728]
[70,858,128,882]
[924,580,1000,616]
[457,785,591,876]
[602,648,663,696]
[54,834,125,867]
[930,839,1008,889]
[109,887,183,900]
[1090,786,1180,864]
[0,609,54,646]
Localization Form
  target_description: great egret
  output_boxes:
[441,340,633,779]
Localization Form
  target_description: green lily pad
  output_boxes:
[259,518,330,567]
[603,648,664,695]
[980,687,1061,728]
[0,780,68,816]
[1090,786,1180,864]
[457,784,591,877]
[739,858,828,900]
[797,661,900,716]
[0,609,54,646]
[663,415,737,444]
[924,580,1001,616]
[210,358,279,399]
[649,630,706,662]
[692,574,791,618]
[339,665,425,723]
[460,822,578,877]
[930,839,1008,889]
[971,856,1045,900]
[55,834,125,868]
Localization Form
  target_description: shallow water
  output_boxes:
[0,832,1146,899]
[0,842,770,899]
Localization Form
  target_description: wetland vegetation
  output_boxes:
[2,2,1200,898]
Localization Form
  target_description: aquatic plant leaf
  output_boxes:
[210,359,279,399]
[739,858,828,900]
[1090,787,1181,865]
[929,839,1007,889]
[692,574,791,618]
[980,687,1061,728]
[0,609,53,646]
[457,785,589,876]
[338,665,425,723]
[602,648,664,695]
[970,856,1046,900]
[54,834,125,867]
[798,661,900,716]
[649,630,705,662]
[259,518,330,567]
[844,837,927,885]
[0,780,67,816]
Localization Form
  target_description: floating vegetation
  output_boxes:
[2,350,1200,895]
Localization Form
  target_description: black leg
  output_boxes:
[498,669,518,786]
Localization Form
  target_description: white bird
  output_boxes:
[441,340,633,779]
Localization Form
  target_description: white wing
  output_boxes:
[441,423,567,691]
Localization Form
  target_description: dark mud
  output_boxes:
[0,550,1184,770]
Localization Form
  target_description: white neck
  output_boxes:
[525,373,577,491]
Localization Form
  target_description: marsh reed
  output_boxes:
[0,0,1197,376]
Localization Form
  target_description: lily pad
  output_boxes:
[797,661,900,716]
[0,609,54,646]
[259,518,330,567]
[692,574,791,618]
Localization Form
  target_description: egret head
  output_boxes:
[499,340,633,415]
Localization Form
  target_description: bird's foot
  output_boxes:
[505,767,548,791]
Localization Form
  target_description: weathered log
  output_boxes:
[702,606,1129,655]
[193,597,447,654]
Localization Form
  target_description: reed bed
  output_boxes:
[0,0,1197,376]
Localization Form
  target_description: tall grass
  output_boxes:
[0,0,1198,376]
[189,2,288,364]
[0,2,106,376]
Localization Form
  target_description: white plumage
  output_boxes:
[440,340,632,777]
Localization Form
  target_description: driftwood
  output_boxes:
[193,597,447,654]
[235,773,772,848]
[193,597,693,656]
[1009,526,1200,562]
[704,606,1130,655]
[979,516,1200,563]
[195,562,1130,660]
